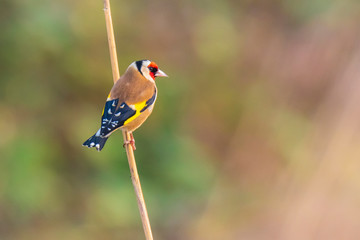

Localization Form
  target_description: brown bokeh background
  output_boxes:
[1,0,360,239]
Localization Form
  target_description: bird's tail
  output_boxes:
[83,129,109,151]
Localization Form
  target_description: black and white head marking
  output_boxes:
[132,60,154,83]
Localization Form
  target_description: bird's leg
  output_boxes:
[129,132,136,150]
[123,132,136,150]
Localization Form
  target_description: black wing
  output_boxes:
[99,88,157,137]
[140,88,157,113]
[99,99,136,137]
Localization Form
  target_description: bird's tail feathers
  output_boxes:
[83,129,109,151]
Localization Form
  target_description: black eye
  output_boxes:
[148,67,157,73]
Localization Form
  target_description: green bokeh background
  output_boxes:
[1,0,360,239]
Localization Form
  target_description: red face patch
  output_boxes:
[148,62,158,79]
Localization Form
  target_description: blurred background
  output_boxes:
[1,0,360,239]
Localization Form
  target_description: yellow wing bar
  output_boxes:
[123,101,147,125]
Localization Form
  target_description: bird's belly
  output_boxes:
[122,106,154,132]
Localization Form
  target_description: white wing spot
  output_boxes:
[115,112,121,117]
[108,109,112,114]
[90,142,95,147]
[95,129,101,136]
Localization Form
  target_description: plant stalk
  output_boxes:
[103,1,154,239]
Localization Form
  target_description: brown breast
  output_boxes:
[110,67,155,104]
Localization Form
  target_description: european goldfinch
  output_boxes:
[83,60,168,151]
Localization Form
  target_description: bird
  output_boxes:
[83,60,168,151]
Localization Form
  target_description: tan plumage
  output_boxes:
[83,60,168,151]
[109,64,155,131]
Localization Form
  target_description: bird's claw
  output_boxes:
[123,139,136,151]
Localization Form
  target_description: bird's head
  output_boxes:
[132,60,168,82]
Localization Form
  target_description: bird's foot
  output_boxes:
[123,139,136,150]
[123,133,136,150]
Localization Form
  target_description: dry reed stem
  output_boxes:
[103,1,154,239]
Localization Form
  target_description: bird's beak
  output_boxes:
[155,69,168,77]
